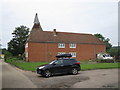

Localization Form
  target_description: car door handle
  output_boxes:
[60,65,64,67]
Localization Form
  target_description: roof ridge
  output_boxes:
[43,30,92,35]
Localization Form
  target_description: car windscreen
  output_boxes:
[49,60,57,64]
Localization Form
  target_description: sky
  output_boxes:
[0,0,119,48]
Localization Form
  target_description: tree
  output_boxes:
[8,26,29,56]
[94,33,112,51]
[107,47,118,57]
[107,46,120,61]
[94,33,105,41]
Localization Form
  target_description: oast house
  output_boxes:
[25,13,106,62]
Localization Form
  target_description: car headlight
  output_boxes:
[39,66,45,69]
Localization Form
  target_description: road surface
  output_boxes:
[1,60,119,88]
[23,68,119,88]
[2,61,37,88]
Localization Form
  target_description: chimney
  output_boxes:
[53,29,57,36]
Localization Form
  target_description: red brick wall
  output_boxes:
[26,42,106,62]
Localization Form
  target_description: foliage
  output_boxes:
[107,47,118,56]
[107,46,120,61]
[2,48,13,59]
[94,33,112,51]
[18,53,26,60]
[96,59,115,63]
[6,57,18,63]
[8,25,29,56]
[94,33,105,41]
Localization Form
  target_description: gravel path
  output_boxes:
[21,68,119,88]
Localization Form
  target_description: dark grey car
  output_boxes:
[37,58,81,78]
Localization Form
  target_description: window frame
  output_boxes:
[57,52,66,55]
[58,43,65,48]
[69,52,76,57]
[69,43,76,48]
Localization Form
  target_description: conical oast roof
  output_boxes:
[27,13,104,45]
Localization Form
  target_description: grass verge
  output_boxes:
[81,63,120,71]
[11,62,48,71]
[6,58,48,71]
[6,59,120,71]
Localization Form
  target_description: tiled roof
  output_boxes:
[27,14,104,45]
[27,28,104,44]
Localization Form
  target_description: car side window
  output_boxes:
[54,60,63,65]
[63,60,70,65]
[69,59,77,64]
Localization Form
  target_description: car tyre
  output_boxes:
[72,68,78,75]
[43,70,51,78]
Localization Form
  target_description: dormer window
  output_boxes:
[70,43,76,48]
[58,43,65,48]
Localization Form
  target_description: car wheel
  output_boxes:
[44,70,51,78]
[72,68,78,75]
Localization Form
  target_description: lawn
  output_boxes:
[81,63,119,70]
[6,59,120,71]
[10,61,48,71]
[6,58,48,71]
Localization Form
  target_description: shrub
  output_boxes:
[6,57,18,63]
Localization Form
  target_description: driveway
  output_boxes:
[73,69,119,88]
[2,61,119,88]
[22,68,119,88]
[2,61,37,88]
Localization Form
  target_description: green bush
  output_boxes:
[6,57,18,63]
[96,59,115,63]
[2,49,13,60]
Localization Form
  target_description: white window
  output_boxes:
[25,43,28,48]
[58,52,65,55]
[26,52,28,57]
[69,43,76,48]
[69,52,76,57]
[58,43,65,48]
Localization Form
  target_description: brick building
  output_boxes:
[25,13,106,62]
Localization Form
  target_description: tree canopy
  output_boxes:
[94,33,112,51]
[8,26,29,56]
[107,47,119,56]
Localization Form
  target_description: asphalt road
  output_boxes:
[2,61,37,88]
[1,60,119,88]
[73,69,119,88]
[23,67,119,88]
